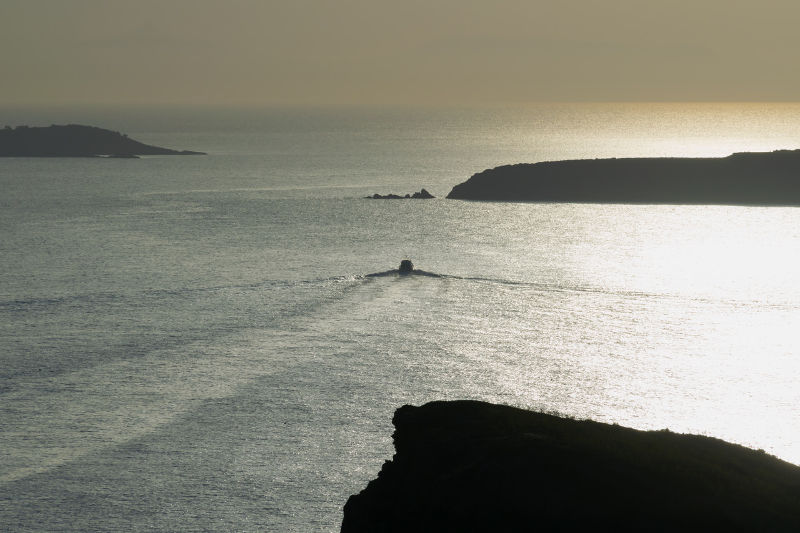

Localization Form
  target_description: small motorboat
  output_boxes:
[398,259,414,273]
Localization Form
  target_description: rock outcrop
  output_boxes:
[0,124,205,157]
[446,150,800,205]
[342,400,800,532]
[367,189,434,199]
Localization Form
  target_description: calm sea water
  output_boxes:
[2,104,800,531]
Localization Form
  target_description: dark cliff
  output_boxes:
[446,150,800,205]
[341,400,800,532]
[0,124,205,157]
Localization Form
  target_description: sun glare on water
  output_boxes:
[480,202,800,464]
[587,206,800,461]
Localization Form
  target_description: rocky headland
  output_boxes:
[341,400,800,532]
[446,149,800,205]
[0,124,205,157]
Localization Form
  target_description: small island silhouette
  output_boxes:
[0,124,205,157]
[366,189,434,199]
[447,149,800,205]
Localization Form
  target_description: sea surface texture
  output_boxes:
[2,104,800,531]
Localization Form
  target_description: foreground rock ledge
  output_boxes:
[446,149,800,205]
[341,400,800,532]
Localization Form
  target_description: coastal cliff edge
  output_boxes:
[342,400,800,532]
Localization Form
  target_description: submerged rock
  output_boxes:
[342,400,800,532]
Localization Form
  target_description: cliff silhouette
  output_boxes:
[0,124,205,157]
[342,401,800,532]
[447,150,800,205]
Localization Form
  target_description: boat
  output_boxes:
[398,259,414,273]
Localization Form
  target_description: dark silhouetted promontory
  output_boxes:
[447,150,800,205]
[0,124,205,157]
[341,400,800,532]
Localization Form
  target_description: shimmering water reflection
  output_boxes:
[3,104,800,531]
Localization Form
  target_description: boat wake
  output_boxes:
[365,269,442,278]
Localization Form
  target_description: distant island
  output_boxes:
[446,149,800,205]
[342,400,800,532]
[0,124,205,157]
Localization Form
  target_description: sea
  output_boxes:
[2,103,800,531]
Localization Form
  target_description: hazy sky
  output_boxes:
[3,0,800,106]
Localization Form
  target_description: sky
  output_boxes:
[2,0,800,107]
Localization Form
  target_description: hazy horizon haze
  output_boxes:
[3,0,800,107]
